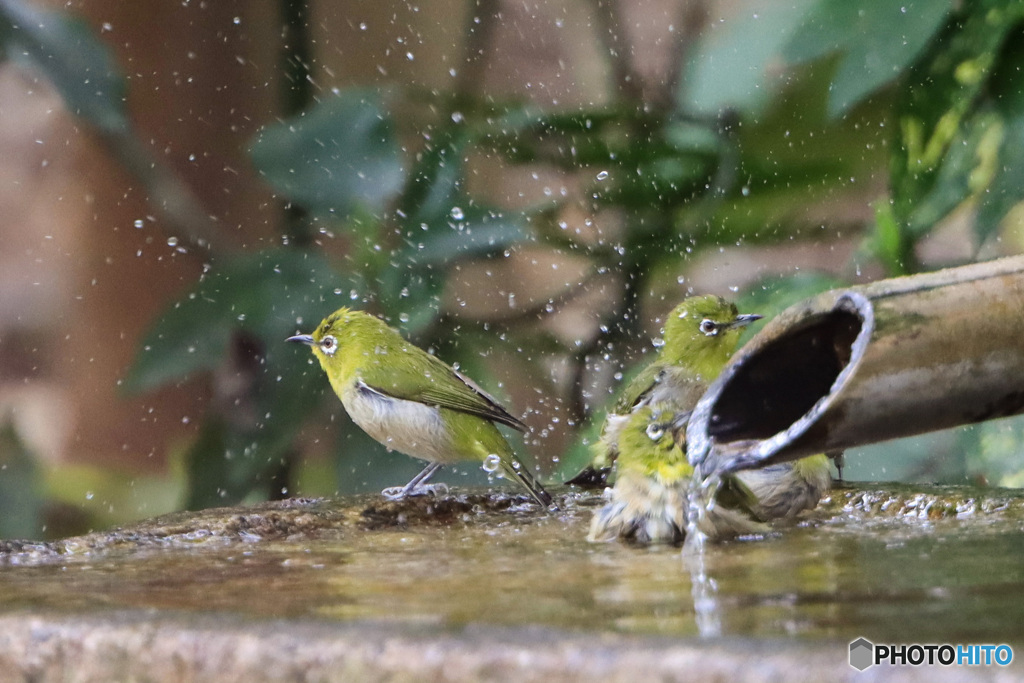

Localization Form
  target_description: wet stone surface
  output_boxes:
[1,484,1024,681]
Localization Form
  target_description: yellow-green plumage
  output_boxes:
[735,453,832,520]
[572,295,757,483]
[587,406,767,544]
[288,307,553,507]
[585,295,833,545]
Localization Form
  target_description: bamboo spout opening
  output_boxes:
[690,256,1024,473]
[707,307,864,442]
[688,292,874,472]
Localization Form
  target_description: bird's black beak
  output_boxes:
[286,334,315,346]
[729,313,762,329]
[668,409,693,434]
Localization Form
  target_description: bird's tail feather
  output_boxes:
[501,459,556,509]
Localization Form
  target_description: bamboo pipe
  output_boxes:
[686,255,1024,474]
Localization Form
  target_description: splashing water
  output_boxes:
[683,540,721,638]
[683,465,719,554]
[683,464,723,637]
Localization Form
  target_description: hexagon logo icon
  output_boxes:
[849,637,874,671]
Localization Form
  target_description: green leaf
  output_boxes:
[382,267,446,337]
[378,125,534,333]
[125,249,349,393]
[407,205,532,266]
[0,420,44,539]
[375,127,468,327]
[889,1,1024,244]
[182,345,326,509]
[0,0,127,134]
[680,0,816,116]
[904,111,1003,236]
[976,28,1024,245]
[124,248,350,508]
[785,0,954,116]
[249,90,405,220]
[738,271,845,317]
[977,116,1024,245]
[397,126,471,225]
[182,417,233,509]
[868,199,912,276]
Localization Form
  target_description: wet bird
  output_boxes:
[581,295,832,544]
[587,405,767,544]
[288,307,554,508]
[570,295,760,487]
[735,454,832,521]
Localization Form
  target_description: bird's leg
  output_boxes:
[827,450,845,482]
[382,462,444,500]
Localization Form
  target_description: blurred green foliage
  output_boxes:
[0,419,44,539]
[1,0,1023,534]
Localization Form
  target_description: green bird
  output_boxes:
[569,295,761,488]
[582,294,833,544]
[588,405,767,544]
[287,307,554,508]
[735,454,833,520]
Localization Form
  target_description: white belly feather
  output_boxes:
[342,380,458,464]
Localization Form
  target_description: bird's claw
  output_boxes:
[419,483,450,497]
[381,483,450,500]
[381,486,407,500]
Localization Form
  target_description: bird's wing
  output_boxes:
[613,362,664,413]
[715,472,763,518]
[360,347,527,432]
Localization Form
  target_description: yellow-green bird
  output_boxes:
[735,454,832,520]
[588,405,767,544]
[287,307,554,508]
[583,295,832,544]
[570,295,761,487]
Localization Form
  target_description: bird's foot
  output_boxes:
[381,483,450,500]
[415,483,450,498]
[380,486,407,500]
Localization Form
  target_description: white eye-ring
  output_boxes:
[645,423,665,441]
[320,335,338,356]
[699,319,718,336]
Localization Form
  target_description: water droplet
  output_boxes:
[167,236,179,247]
[450,207,464,220]
[134,219,144,229]
[595,170,609,181]
[451,111,464,123]
[482,454,501,473]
